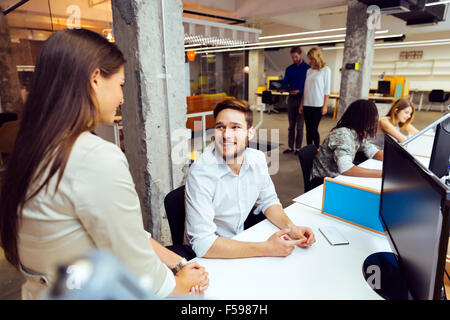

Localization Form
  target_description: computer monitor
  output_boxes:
[269,80,283,91]
[429,117,450,178]
[377,80,391,96]
[364,134,449,300]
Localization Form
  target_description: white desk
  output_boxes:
[255,91,289,96]
[404,131,434,159]
[194,203,391,300]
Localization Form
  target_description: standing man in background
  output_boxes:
[281,46,310,155]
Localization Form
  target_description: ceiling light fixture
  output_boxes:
[195,34,404,54]
[190,30,391,52]
[259,28,388,40]
[321,39,450,50]
[425,1,450,6]
[259,27,347,40]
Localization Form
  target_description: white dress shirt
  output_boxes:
[184,145,281,257]
[18,132,175,299]
[303,66,331,107]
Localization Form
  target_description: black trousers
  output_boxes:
[303,106,323,148]
[287,95,304,150]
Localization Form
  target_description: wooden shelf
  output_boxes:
[371,58,450,76]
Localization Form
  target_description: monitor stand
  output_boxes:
[362,252,413,300]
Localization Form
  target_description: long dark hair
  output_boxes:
[0,29,125,268]
[334,99,378,141]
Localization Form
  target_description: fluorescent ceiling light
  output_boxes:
[425,1,450,6]
[195,34,404,53]
[185,34,346,50]
[321,39,450,50]
[185,43,203,48]
[376,38,450,46]
[259,29,388,40]
[197,39,343,53]
[259,27,347,40]
[188,30,391,52]
[375,42,450,49]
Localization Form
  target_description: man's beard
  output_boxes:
[216,137,249,163]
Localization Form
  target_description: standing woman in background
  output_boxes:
[0,29,208,299]
[299,47,331,149]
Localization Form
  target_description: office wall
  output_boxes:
[369,44,450,91]
[263,43,450,94]
[263,46,342,93]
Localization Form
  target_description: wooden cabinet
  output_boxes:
[186,94,234,131]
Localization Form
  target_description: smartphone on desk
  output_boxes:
[319,226,349,246]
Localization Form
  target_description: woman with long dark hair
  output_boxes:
[0,29,207,299]
[310,99,384,187]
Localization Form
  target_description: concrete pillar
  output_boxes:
[0,11,23,114]
[337,0,375,118]
[111,0,188,244]
[248,49,264,106]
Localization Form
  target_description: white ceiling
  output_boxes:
[186,0,450,40]
[1,0,449,41]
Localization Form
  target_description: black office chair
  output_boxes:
[164,186,267,260]
[298,145,321,193]
[261,90,279,114]
[353,151,369,165]
[428,90,450,112]
[244,207,266,230]
[164,185,196,260]
[0,112,18,128]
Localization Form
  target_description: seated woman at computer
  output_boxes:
[0,29,208,299]
[310,99,383,186]
[371,98,419,149]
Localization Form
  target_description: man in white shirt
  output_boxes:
[184,99,315,258]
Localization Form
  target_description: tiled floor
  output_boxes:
[0,109,445,300]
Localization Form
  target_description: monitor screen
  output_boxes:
[380,135,449,300]
[269,80,283,91]
[378,80,391,95]
[429,118,450,178]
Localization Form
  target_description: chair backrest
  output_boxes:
[261,90,273,104]
[164,185,186,245]
[298,145,318,193]
[0,120,20,154]
[429,90,444,102]
[0,112,18,128]
[444,92,450,102]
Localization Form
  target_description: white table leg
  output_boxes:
[418,92,424,111]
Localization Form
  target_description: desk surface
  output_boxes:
[194,203,390,300]
[404,131,434,159]
[368,95,396,102]
[255,91,289,96]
